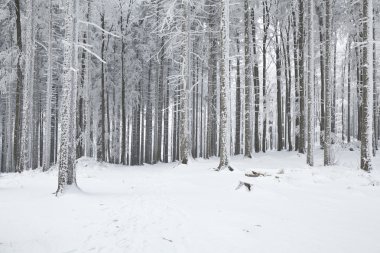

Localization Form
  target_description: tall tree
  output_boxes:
[57,0,78,194]
[179,0,190,164]
[298,0,305,154]
[251,7,260,154]
[235,34,242,155]
[217,0,230,170]
[275,18,283,151]
[307,0,315,166]
[13,0,23,173]
[324,0,332,165]
[244,0,252,157]
[262,0,270,152]
[43,0,54,171]
[360,0,373,171]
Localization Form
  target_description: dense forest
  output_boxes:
[0,0,379,193]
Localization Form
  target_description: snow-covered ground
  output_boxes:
[1,148,380,253]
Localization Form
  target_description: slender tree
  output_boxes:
[307,0,315,166]
[360,0,373,171]
[324,0,332,165]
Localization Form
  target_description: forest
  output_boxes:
[1,0,380,252]
[1,0,378,190]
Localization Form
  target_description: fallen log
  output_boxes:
[245,171,268,177]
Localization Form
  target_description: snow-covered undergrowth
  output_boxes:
[1,149,380,253]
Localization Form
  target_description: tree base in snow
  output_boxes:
[235,181,253,191]
[215,165,234,172]
[55,183,80,196]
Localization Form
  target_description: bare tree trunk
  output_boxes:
[97,11,106,162]
[206,0,219,158]
[347,40,351,143]
[218,0,229,170]
[120,13,127,165]
[145,58,153,164]
[332,36,337,135]
[316,5,325,148]
[373,19,377,154]
[13,0,23,173]
[298,0,305,154]
[43,0,53,171]
[292,6,300,151]
[324,0,332,165]
[235,36,241,155]
[275,21,283,151]
[251,7,259,155]
[179,0,190,165]
[360,0,373,171]
[163,62,170,163]
[262,0,270,153]
[57,0,77,194]
[307,0,315,166]
[244,0,252,157]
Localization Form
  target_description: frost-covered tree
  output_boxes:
[360,0,373,171]
[56,0,78,194]
[217,0,230,170]
[307,0,315,166]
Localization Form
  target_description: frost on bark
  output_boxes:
[298,0,305,154]
[120,7,127,165]
[179,0,190,165]
[19,0,35,172]
[324,0,332,165]
[57,0,77,194]
[206,0,219,159]
[235,34,241,156]
[347,40,352,143]
[97,10,106,163]
[275,19,283,151]
[360,0,373,171]
[217,0,229,170]
[43,0,53,172]
[316,5,325,148]
[244,0,252,158]
[251,7,260,154]
[262,0,270,153]
[13,0,23,173]
[307,0,315,166]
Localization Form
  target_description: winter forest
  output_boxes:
[1,0,380,252]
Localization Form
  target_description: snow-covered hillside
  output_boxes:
[1,149,380,253]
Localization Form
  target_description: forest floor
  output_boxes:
[1,146,380,253]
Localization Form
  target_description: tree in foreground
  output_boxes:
[307,0,315,166]
[217,0,230,170]
[56,0,78,194]
[360,0,373,171]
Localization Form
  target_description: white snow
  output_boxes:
[1,148,380,253]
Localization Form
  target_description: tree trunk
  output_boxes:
[347,40,351,143]
[245,0,251,158]
[262,0,270,153]
[218,0,229,170]
[298,0,305,154]
[57,0,77,194]
[307,0,315,166]
[316,5,325,148]
[324,0,332,166]
[275,21,283,151]
[251,7,260,154]
[360,0,373,171]
[235,35,241,155]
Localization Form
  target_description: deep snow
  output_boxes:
[1,148,380,253]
